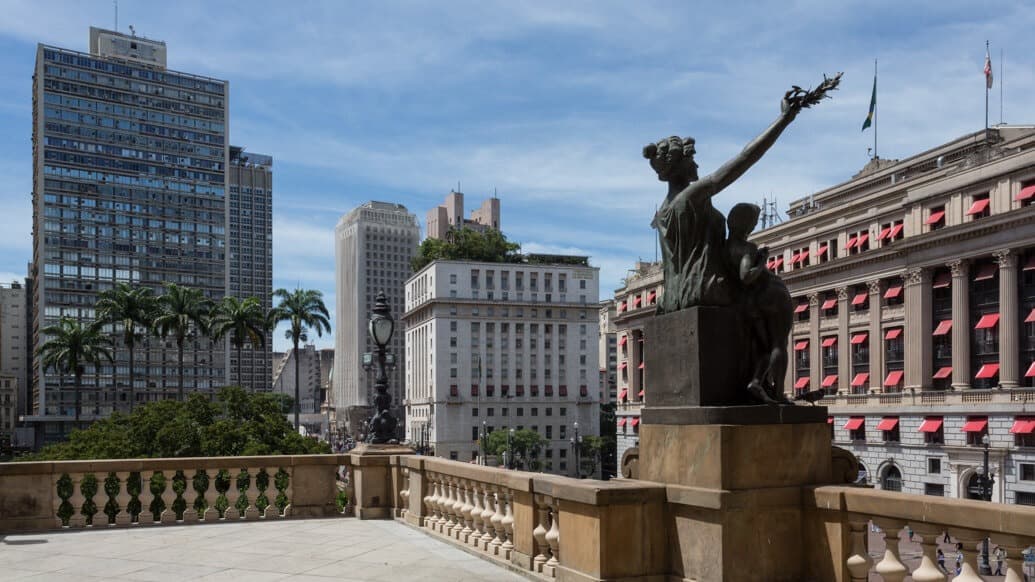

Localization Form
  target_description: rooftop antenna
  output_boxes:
[760,195,782,228]
[129,24,136,37]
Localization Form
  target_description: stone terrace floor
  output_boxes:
[0,519,527,582]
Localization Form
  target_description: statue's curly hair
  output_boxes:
[643,136,695,161]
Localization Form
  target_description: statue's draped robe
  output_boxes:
[654,188,735,312]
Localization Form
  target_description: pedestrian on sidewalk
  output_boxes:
[955,543,964,576]
[993,546,1004,576]
[937,549,947,573]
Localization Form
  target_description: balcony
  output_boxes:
[828,387,1035,408]
[1,449,1034,581]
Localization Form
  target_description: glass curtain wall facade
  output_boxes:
[31,32,229,439]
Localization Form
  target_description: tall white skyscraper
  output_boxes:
[332,202,420,438]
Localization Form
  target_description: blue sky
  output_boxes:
[1,1,1033,351]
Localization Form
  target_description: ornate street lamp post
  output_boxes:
[362,291,398,444]
[978,433,996,575]
[570,421,582,479]
[507,428,515,470]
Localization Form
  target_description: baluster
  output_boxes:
[532,496,550,573]
[501,490,515,559]
[481,486,496,551]
[244,467,260,520]
[280,467,294,517]
[202,470,219,522]
[545,498,560,576]
[68,473,87,528]
[453,481,467,540]
[99,473,117,527]
[399,467,410,518]
[908,523,948,582]
[138,470,157,525]
[182,470,200,523]
[343,466,355,516]
[458,481,473,542]
[224,469,242,521]
[950,529,985,582]
[423,474,437,529]
[53,473,66,528]
[994,535,1028,582]
[489,487,504,554]
[159,472,177,524]
[442,479,457,535]
[873,519,908,582]
[467,482,483,546]
[114,471,133,526]
[262,468,279,519]
[845,519,872,582]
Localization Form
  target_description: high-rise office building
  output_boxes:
[332,202,420,438]
[403,257,602,476]
[30,27,234,441]
[0,283,30,419]
[228,146,273,392]
[425,191,500,240]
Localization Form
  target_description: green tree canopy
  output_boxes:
[153,283,211,402]
[95,283,157,412]
[26,386,329,460]
[411,228,522,271]
[483,428,546,470]
[38,318,114,426]
[209,296,269,388]
[270,288,331,430]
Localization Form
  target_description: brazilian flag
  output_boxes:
[861,74,876,131]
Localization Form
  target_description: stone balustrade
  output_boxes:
[829,388,1035,408]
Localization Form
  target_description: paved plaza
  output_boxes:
[0,519,527,582]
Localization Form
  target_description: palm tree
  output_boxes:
[209,296,268,389]
[96,283,156,413]
[271,288,331,430]
[153,283,211,402]
[38,317,114,428]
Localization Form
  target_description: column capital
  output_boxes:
[947,258,969,278]
[807,292,820,307]
[903,268,926,288]
[993,249,1017,269]
[836,286,849,301]
[867,280,882,295]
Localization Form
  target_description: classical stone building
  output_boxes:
[596,299,617,405]
[610,261,662,467]
[403,257,601,476]
[751,126,1035,505]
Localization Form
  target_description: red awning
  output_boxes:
[790,251,802,264]
[794,377,810,389]
[962,418,988,433]
[822,374,838,387]
[855,233,870,248]
[851,292,868,306]
[842,417,864,430]
[850,332,868,344]
[918,417,943,433]
[933,320,952,336]
[794,340,809,351]
[965,198,990,215]
[1016,185,1035,201]
[618,389,628,401]
[975,314,1000,329]
[876,417,899,431]
[633,296,642,307]
[1009,418,1035,434]
[975,363,999,379]
[884,370,904,387]
[647,290,657,302]
[630,418,640,427]
[926,210,946,225]
[618,362,628,370]
[816,244,829,257]
[638,362,644,369]
[884,328,902,340]
[974,264,997,281]
[933,272,951,288]
[876,226,892,241]
[844,235,858,250]
[1026,362,1035,378]
[617,302,625,313]
[794,302,809,313]
[1025,308,1035,323]
[933,366,953,379]
[1026,256,1035,271]
[821,298,837,310]
[638,389,644,398]
[888,223,904,239]
[619,335,628,347]
[617,418,627,427]
[821,337,837,348]
[851,373,869,387]
[883,285,903,299]
[773,257,784,268]
[827,416,834,425]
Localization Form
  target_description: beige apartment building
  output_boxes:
[751,126,1035,503]
[425,191,501,240]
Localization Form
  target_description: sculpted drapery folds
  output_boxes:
[645,73,841,404]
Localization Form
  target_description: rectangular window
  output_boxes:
[1021,463,1035,481]
[928,458,941,474]
[924,483,945,497]
[1016,491,1035,506]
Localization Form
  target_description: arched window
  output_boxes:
[881,466,902,492]
[966,472,985,500]
[856,462,869,485]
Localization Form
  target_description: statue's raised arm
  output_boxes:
[700,73,842,200]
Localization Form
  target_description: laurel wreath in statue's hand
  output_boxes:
[782,72,843,114]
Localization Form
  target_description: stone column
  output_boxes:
[949,259,971,390]
[868,280,884,393]
[784,333,794,399]
[809,293,821,391]
[995,249,1019,389]
[837,287,850,394]
[904,268,932,391]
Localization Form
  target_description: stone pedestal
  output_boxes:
[640,307,834,581]
[350,443,414,520]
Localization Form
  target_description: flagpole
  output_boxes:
[873,58,878,159]
[985,40,990,132]
[1000,48,1004,125]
